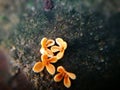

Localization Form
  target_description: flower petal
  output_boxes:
[56,38,64,47]
[41,37,47,47]
[67,72,76,80]
[40,48,53,57]
[46,49,54,57]
[57,66,65,73]
[56,38,67,49]
[56,51,64,60]
[32,62,44,73]
[54,73,63,82]
[46,64,55,75]
[62,41,67,50]
[49,56,58,63]
[64,75,71,88]
[40,48,45,54]
[41,54,48,62]
[46,39,55,47]
[51,46,60,52]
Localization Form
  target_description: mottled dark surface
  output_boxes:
[0,0,120,90]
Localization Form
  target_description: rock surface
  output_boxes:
[0,0,120,90]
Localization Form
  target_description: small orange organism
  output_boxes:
[33,54,57,75]
[54,66,76,88]
[33,37,76,88]
[40,37,55,57]
[51,38,67,60]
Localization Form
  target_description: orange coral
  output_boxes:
[54,66,76,88]
[40,37,55,57]
[51,38,67,60]
[33,54,57,75]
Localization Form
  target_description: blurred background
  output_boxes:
[0,0,120,90]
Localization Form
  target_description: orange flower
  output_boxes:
[40,37,55,57]
[32,54,57,75]
[51,38,67,60]
[54,66,76,88]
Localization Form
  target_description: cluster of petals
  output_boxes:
[40,37,67,59]
[32,37,76,88]
[51,38,67,60]
[40,37,55,57]
[33,54,57,75]
[33,37,67,75]
[54,66,76,88]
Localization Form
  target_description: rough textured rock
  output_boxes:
[0,0,120,90]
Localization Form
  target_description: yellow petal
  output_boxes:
[56,38,64,47]
[64,75,71,88]
[40,48,45,54]
[46,39,55,47]
[57,66,65,73]
[51,46,60,52]
[67,72,76,80]
[49,56,58,63]
[41,37,47,47]
[46,64,55,75]
[62,41,67,50]
[32,62,44,73]
[56,38,67,49]
[56,51,64,60]
[54,73,63,82]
